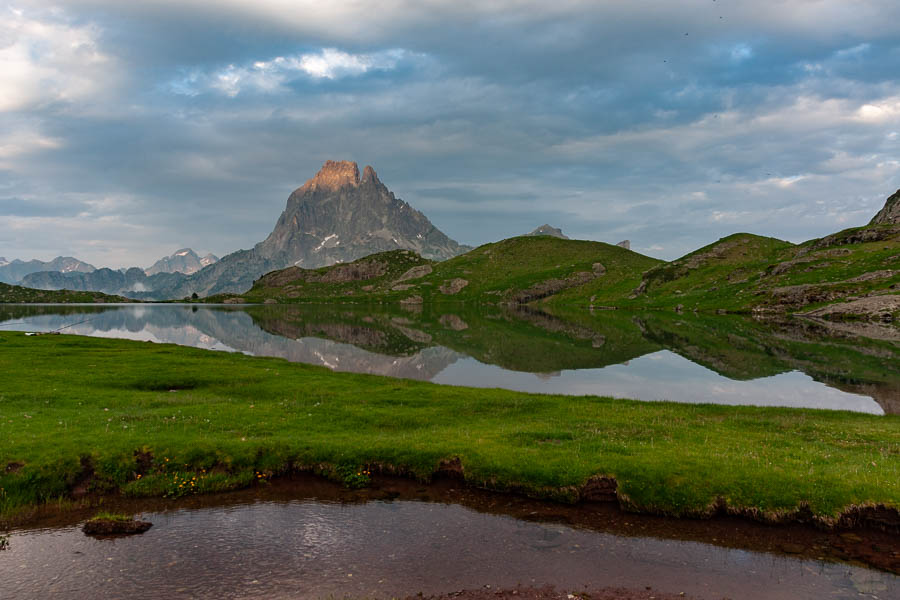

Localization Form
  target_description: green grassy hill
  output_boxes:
[224,236,662,307]
[0,282,135,304]
[616,225,899,316]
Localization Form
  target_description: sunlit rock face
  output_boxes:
[256,160,469,268]
[870,189,900,225]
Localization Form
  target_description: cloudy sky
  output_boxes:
[2,0,900,267]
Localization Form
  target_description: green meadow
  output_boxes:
[1,330,897,521]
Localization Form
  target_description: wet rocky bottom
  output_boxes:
[1,475,898,600]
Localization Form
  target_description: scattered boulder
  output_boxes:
[439,278,469,295]
[616,240,631,250]
[395,264,433,283]
[222,297,245,304]
[399,295,423,305]
[392,284,415,291]
[592,262,606,276]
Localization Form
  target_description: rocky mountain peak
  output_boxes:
[361,165,380,185]
[526,224,569,239]
[870,189,900,225]
[301,160,362,193]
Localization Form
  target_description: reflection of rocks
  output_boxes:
[439,314,469,331]
[803,296,900,327]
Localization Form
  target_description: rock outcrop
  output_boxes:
[525,224,568,239]
[870,189,900,225]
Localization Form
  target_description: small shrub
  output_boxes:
[336,465,372,489]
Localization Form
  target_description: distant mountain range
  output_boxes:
[144,248,219,276]
[20,160,469,299]
[0,256,95,285]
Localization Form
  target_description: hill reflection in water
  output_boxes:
[1,303,896,415]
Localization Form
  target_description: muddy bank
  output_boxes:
[411,585,694,600]
[7,473,899,574]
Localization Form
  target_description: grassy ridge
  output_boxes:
[0,282,134,304]
[566,227,900,313]
[226,237,662,306]
[1,331,897,519]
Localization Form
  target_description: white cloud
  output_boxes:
[171,48,415,97]
[0,7,115,112]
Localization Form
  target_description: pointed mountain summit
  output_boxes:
[254,160,469,269]
[525,224,568,239]
[168,160,469,297]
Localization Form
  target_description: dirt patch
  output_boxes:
[435,457,465,480]
[71,456,95,499]
[5,462,23,474]
[579,475,618,502]
[396,264,433,283]
[440,278,469,295]
[408,585,695,600]
[83,519,152,536]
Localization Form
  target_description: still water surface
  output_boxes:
[3,492,897,600]
[1,303,897,414]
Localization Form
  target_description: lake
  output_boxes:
[1,303,897,414]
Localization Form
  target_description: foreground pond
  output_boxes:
[1,303,897,414]
[2,477,898,600]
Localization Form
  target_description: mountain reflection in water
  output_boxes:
[1,303,897,415]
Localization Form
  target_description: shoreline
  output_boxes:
[6,472,900,575]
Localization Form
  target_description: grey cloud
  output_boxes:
[2,1,900,266]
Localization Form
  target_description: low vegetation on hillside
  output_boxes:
[211,211,898,322]
[220,237,662,307]
[0,282,134,304]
